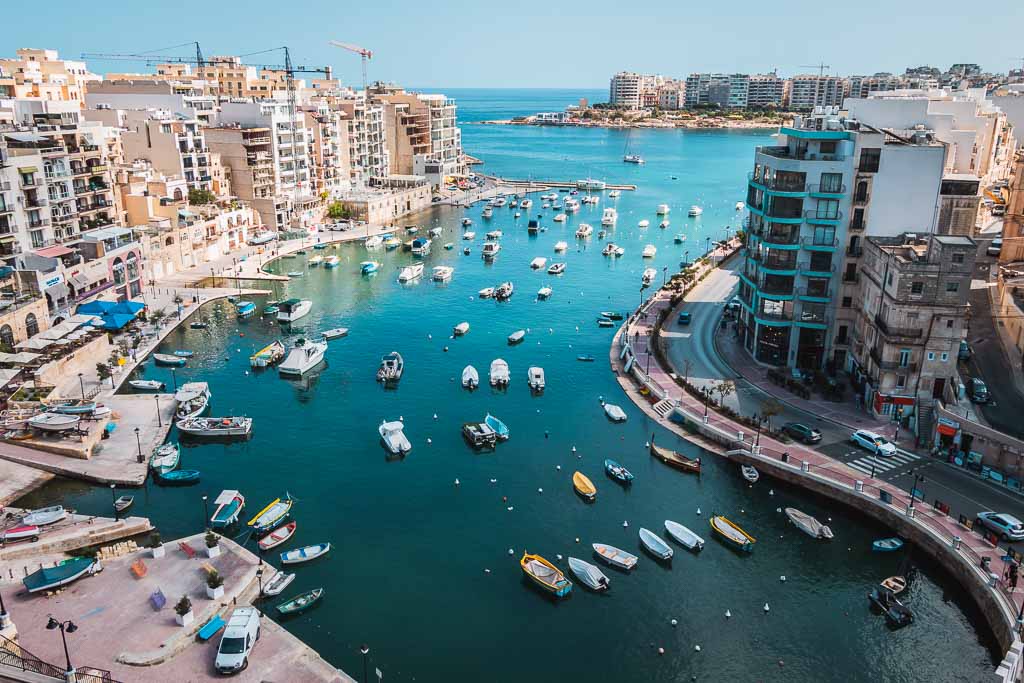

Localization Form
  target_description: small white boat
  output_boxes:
[639,527,674,560]
[453,321,470,336]
[553,241,568,252]
[741,464,760,484]
[461,365,479,389]
[322,328,349,341]
[365,235,384,249]
[478,287,495,299]
[785,507,834,539]
[688,205,703,217]
[462,218,473,226]
[656,204,671,215]
[642,245,657,258]
[519,199,533,209]
[609,190,621,198]
[537,286,552,299]
[28,413,80,432]
[592,543,638,570]
[262,571,296,597]
[492,196,507,207]
[384,236,402,250]
[642,268,657,286]
[279,338,327,376]
[665,520,705,551]
[735,201,745,211]
[398,263,424,282]
[495,281,513,300]
[486,230,502,240]
[324,255,340,268]
[601,208,617,226]
[489,358,510,386]
[129,379,165,391]
[482,242,501,260]
[659,220,670,229]
[177,416,253,438]
[379,420,412,455]
[429,266,453,282]
[553,213,567,222]
[411,238,432,256]
[508,329,526,344]
[482,207,493,218]
[463,231,476,240]
[280,542,331,565]
[604,403,627,422]
[568,557,609,591]
[575,224,593,238]
[277,299,313,324]
[360,260,380,274]
[547,262,565,275]
[530,257,548,270]
[527,366,545,391]
[602,243,624,257]
[22,505,66,526]
[638,219,650,228]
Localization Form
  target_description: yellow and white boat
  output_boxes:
[520,552,572,597]
[710,515,756,552]
[573,471,597,501]
[247,495,293,533]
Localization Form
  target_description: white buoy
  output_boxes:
[427,438,432,444]
[658,647,665,655]
[556,554,563,560]
[433,413,438,420]
[507,506,514,511]
[454,478,460,486]
[769,489,774,496]
[428,334,432,339]
[670,618,678,626]
[556,465,562,470]
[696,507,702,515]
[776,507,782,513]
[571,446,577,453]
[695,645,702,652]
[725,609,731,618]
[538,488,543,493]
[400,416,404,421]
[780,575,786,582]
[764,603,770,613]
[490,478,497,483]
[484,568,491,573]
[575,537,580,543]
[508,548,514,555]
[645,441,650,448]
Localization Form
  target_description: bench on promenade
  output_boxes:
[196,614,226,642]
[178,541,197,559]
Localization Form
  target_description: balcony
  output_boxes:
[28,218,51,229]
[802,236,838,250]
[807,183,847,196]
[847,245,863,257]
[758,145,846,162]
[748,172,807,194]
[757,308,794,322]
[842,271,860,283]
[20,177,38,188]
[243,136,272,146]
[25,196,48,208]
[870,346,918,372]
[761,230,801,246]
[874,314,923,340]
[72,166,89,177]
[85,164,108,173]
[849,217,865,231]
[797,286,832,300]
[804,209,843,224]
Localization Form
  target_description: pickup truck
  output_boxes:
[215,607,260,675]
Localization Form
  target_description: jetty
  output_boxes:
[483,174,637,191]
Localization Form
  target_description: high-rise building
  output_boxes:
[609,72,643,110]
[746,74,786,108]
[787,75,847,110]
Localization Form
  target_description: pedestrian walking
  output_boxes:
[1010,562,1019,590]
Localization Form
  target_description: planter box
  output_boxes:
[151,545,165,559]
[175,610,194,627]
[206,545,221,559]
[206,584,224,600]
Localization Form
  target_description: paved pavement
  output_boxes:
[0,460,52,507]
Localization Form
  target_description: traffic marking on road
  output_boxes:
[846,451,920,476]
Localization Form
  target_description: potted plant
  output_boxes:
[150,531,165,559]
[174,596,193,627]
[205,531,221,558]
[206,570,225,600]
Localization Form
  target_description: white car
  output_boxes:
[850,429,897,457]
[215,607,260,675]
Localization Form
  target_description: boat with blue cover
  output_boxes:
[484,413,509,441]
[281,542,331,565]
[23,557,101,593]
[153,353,187,367]
[48,399,98,415]
[210,490,245,528]
[159,469,200,485]
[236,301,256,318]
[360,261,380,274]
[173,350,194,358]
[873,537,904,552]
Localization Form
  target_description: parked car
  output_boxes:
[850,429,897,457]
[725,297,742,313]
[958,339,972,361]
[784,422,822,444]
[976,512,1024,541]
[988,238,1003,257]
[992,205,1006,217]
[969,377,990,403]
[215,607,260,675]
[677,311,692,325]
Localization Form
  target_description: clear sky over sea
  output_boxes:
[5,0,1022,89]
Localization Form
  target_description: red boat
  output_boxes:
[2,524,40,543]
[258,521,297,550]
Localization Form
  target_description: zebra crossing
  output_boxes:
[845,449,921,477]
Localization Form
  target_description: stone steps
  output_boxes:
[652,398,675,418]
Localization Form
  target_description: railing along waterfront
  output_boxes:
[0,633,119,683]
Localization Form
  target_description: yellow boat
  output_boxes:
[573,471,597,501]
[520,552,572,597]
[247,495,293,533]
[709,515,756,552]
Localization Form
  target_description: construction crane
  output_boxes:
[799,63,832,77]
[328,40,373,92]
[82,41,205,70]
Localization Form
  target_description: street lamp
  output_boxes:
[703,387,710,419]
[77,373,85,401]
[360,644,370,683]
[202,495,209,531]
[705,236,711,258]
[662,266,668,288]
[909,474,926,507]
[255,566,264,614]
[134,427,143,463]
[46,615,77,679]
[110,483,117,515]
[155,395,162,428]
[754,413,763,448]
[170,367,178,392]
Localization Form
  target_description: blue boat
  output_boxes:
[484,413,509,441]
[236,301,256,318]
[360,261,380,274]
[159,469,201,485]
[313,243,328,250]
[263,305,280,315]
[872,537,904,552]
[604,459,634,483]
[153,353,187,367]
[173,350,194,358]
[23,557,99,593]
[210,490,245,528]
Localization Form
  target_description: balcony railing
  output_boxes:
[748,172,808,193]
[28,218,51,228]
[799,262,835,275]
[807,183,847,194]
[25,196,48,208]
[763,258,799,271]
[847,245,864,257]
[757,308,794,321]
[20,177,38,188]
[758,280,796,295]
[870,346,919,372]
[874,314,923,340]
[758,145,846,162]
[802,236,838,249]
[765,208,804,220]
[761,231,801,245]
[804,209,843,221]
[797,286,832,299]
[849,218,865,231]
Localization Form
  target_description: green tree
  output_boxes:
[714,380,736,407]
[187,188,216,205]
[326,201,350,220]
[760,399,784,431]
[96,362,113,389]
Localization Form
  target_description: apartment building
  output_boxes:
[788,76,846,110]
[337,98,390,183]
[609,72,643,109]
[999,151,1024,261]
[935,175,982,236]
[414,93,464,186]
[0,49,99,106]
[852,233,976,429]
[848,74,903,99]
[747,74,786,108]
[85,80,218,125]
[368,88,430,176]
[657,83,686,111]
[302,106,351,199]
[204,126,277,228]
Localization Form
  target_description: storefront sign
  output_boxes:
[43,273,63,288]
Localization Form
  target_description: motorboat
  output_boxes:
[129,379,165,391]
[263,303,280,316]
[601,208,617,226]
[172,350,194,357]
[158,469,200,485]
[576,178,606,191]
[398,264,424,282]
[325,254,342,268]
[22,505,66,526]
[575,224,593,238]
[564,199,580,212]
[462,421,497,449]
[665,520,705,551]
[313,243,329,250]
[552,202,563,211]
[741,464,760,483]
[309,255,324,266]
[519,199,533,209]
[175,382,210,420]
[537,286,552,299]
[785,507,834,539]
[28,413,80,432]
[384,236,402,250]
[602,243,624,257]
[281,542,331,565]
[642,268,657,286]
[484,413,510,441]
[462,218,473,226]
[406,225,419,234]
[2,524,40,543]
[411,238,432,256]
[530,257,548,270]
[429,228,442,237]
[249,231,277,245]
[279,338,327,376]
[248,495,293,534]
[377,351,404,383]
[482,207,493,219]
[210,490,246,528]
[286,271,303,278]
[149,442,180,475]
[688,205,703,217]
[609,190,621,198]
[553,213,567,222]
[675,234,686,243]
[489,358,510,386]
[659,220,670,229]
[461,365,479,389]
[444,242,454,250]
[547,262,565,275]
[638,219,650,228]
[639,528,673,561]
[486,230,502,240]
[604,459,634,484]
[554,241,568,252]
[873,538,904,552]
[322,328,349,341]
[23,557,100,594]
[656,204,671,215]
[258,521,297,550]
[581,195,599,205]
[360,261,380,274]
[492,196,507,207]
[541,203,550,210]
[478,287,495,299]
[577,355,595,362]
[642,245,657,258]
[482,243,501,260]
[710,515,756,552]
[453,321,470,336]
[573,471,596,501]
[463,247,471,255]
[527,219,540,235]
[495,282,514,300]
[603,403,627,422]
[568,557,609,591]
[154,353,187,367]
[262,571,296,597]
[520,552,572,598]
[600,311,623,320]
[736,201,745,211]
[463,231,476,240]
[592,543,638,570]
[508,329,526,344]
[527,366,545,392]
[250,341,286,369]
[597,319,615,328]
[235,301,256,318]
[623,154,644,164]
[276,588,325,615]
[177,416,253,438]
[189,320,209,329]
[379,420,412,455]
[868,586,913,628]
[650,440,702,474]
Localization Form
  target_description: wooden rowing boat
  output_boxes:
[520,552,572,597]
[248,495,293,533]
[639,528,673,560]
[280,542,330,565]
[650,440,701,474]
[710,515,756,552]
[572,471,596,501]
[592,543,638,570]
[276,587,324,615]
[258,521,296,550]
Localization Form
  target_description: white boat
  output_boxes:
[581,195,599,204]
[379,420,412,455]
[461,365,479,389]
[278,338,328,376]
[638,219,650,228]
[642,268,657,286]
[365,235,384,249]
[482,207,493,218]
[463,231,476,240]
[656,204,671,215]
[462,218,473,226]
[384,236,402,250]
[28,413,80,432]
[564,199,580,212]
[262,571,296,597]
[609,190,621,198]
[592,543,638,570]
[688,205,703,216]
[398,263,424,282]
[249,231,277,245]
[553,241,568,252]
[568,557,609,591]
[177,416,253,438]
[175,382,211,420]
[785,507,834,539]
[324,255,340,268]
[659,220,670,229]
[604,403,627,422]
[601,208,617,226]
[527,366,545,392]
[495,282,514,300]
[575,224,593,238]
[280,543,331,565]
[576,178,606,191]
[129,379,165,391]
[553,213,567,222]
[519,199,533,209]
[322,327,349,340]
[210,490,245,528]
[453,321,470,336]
[482,242,501,260]
[547,262,565,275]
[530,257,548,270]
[735,201,745,211]
[508,329,526,344]
[602,243,622,257]
[377,351,404,383]
[537,286,552,299]
[486,230,502,240]
[489,359,510,386]
[639,528,674,560]
[478,287,495,299]
[277,299,313,324]
[665,520,705,551]
[642,245,657,258]
[741,464,760,484]
[22,505,66,526]
[492,196,507,207]
[411,238,432,256]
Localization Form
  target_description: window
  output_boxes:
[837,325,848,344]
[898,349,911,367]
[911,281,924,295]
[24,313,38,338]
[842,296,852,308]
[896,375,906,388]
[952,253,965,264]
[0,325,14,348]
[820,141,837,154]
[812,226,836,245]
[946,282,960,293]
[946,319,953,328]
[887,273,893,286]
[820,172,843,193]
[816,199,840,219]
[859,148,881,173]
[941,352,949,362]
[854,180,869,202]
[927,352,936,361]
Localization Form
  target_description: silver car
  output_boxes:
[850,429,897,457]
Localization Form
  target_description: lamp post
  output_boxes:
[705,236,711,258]
[754,413,763,448]
[155,395,161,428]
[360,644,370,683]
[909,474,926,507]
[703,388,710,419]
[110,483,117,515]
[255,566,264,614]
[77,373,85,401]
[134,427,143,464]
[202,495,209,531]
[662,266,668,288]
[46,615,77,680]
[170,367,177,392]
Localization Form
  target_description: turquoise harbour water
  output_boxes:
[19,90,998,681]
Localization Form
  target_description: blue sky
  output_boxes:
[5,0,1022,89]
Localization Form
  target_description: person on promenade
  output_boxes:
[1010,562,1019,590]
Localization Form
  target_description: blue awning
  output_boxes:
[76,300,116,316]
[94,313,136,330]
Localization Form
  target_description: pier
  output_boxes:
[481,174,637,191]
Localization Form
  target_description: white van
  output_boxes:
[215,607,260,675]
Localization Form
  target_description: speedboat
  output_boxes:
[249,495,293,534]
[575,224,593,238]
[463,422,498,449]
[508,329,526,344]
[710,515,756,552]
[453,321,470,336]
[484,413,510,441]
[639,528,673,560]
[597,319,615,328]
[324,255,340,268]
[462,218,473,226]
[495,282,514,300]
[492,196,507,207]
[609,190,621,198]
[530,257,548,270]
[384,236,402,250]
[520,552,572,598]
[482,207,494,218]
[659,220,670,229]
[537,286,552,299]
[604,459,634,483]
[527,219,540,235]
[568,557,609,591]
[601,208,617,226]
[688,205,703,217]
[461,365,479,389]
[642,245,657,258]
[433,266,454,282]
[406,225,420,234]
[258,521,297,550]
[478,287,495,299]
[489,358,510,386]
[638,219,650,228]
[22,505,67,526]
[642,268,657,286]
[322,328,349,341]
[210,490,246,528]
[547,262,565,275]
[482,242,501,260]
[309,255,324,266]
[398,264,424,282]
[486,230,503,240]
[741,464,760,483]
[129,379,165,391]
[519,199,533,209]
[281,542,331,565]
[411,237,432,256]
[785,508,834,539]
[360,261,380,274]
[175,382,210,420]
[189,320,209,329]
[235,301,256,318]
[602,243,623,257]
[278,338,327,376]
[553,241,568,252]
[377,351,404,383]
[154,353,187,367]
[277,299,312,324]
[553,213,567,222]
[149,443,180,475]
[623,154,644,164]
[665,520,705,551]
[379,420,412,455]
[603,403,627,422]
[599,311,623,320]
[527,366,545,392]
[592,543,638,570]
[573,471,596,501]
[177,416,253,438]
[463,231,476,240]
[656,204,670,215]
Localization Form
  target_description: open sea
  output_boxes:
[18,89,999,682]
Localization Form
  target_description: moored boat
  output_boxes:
[376,351,404,383]
[461,365,479,389]
[250,341,286,368]
[278,338,327,376]
[603,403,627,422]
[873,537,904,552]
[530,256,547,270]
[379,420,412,455]
[489,358,510,386]
[210,490,246,528]
[149,442,180,475]
[537,286,552,299]
[175,382,211,421]
[650,439,701,474]
[262,571,296,597]
[484,413,509,441]
[785,507,834,539]
[592,543,638,570]
[710,515,756,552]
[527,366,545,392]
[453,321,470,336]
[128,379,165,391]
[22,505,66,526]
[176,416,253,438]
[573,471,596,501]
[398,263,424,282]
[665,520,705,551]
[324,255,340,268]
[568,557,609,592]
[280,542,330,565]
[520,552,572,598]
[462,422,497,449]
[277,299,313,324]
[433,266,454,282]
[360,260,380,274]
[495,281,513,300]
[741,464,760,483]
[258,520,296,550]
[276,587,324,615]
[28,413,81,432]
[478,287,495,299]
[322,327,349,340]
[868,586,913,627]
[639,527,673,560]
[507,329,526,344]
[547,262,565,275]
[235,301,256,318]
[23,557,100,593]
[159,469,201,485]
[249,495,293,533]
[604,459,634,483]
[153,353,187,367]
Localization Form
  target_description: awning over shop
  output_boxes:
[69,273,92,291]
[0,351,42,364]
[39,320,81,341]
[937,423,958,437]
[15,337,52,351]
[76,300,117,316]
[44,280,70,302]
[35,245,76,258]
[0,368,20,388]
